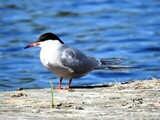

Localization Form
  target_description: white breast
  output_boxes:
[39,40,73,78]
[40,40,61,67]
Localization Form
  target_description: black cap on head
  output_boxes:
[37,32,64,44]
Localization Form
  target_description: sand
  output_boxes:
[0,79,160,120]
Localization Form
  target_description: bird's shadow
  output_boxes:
[70,84,113,89]
[70,80,133,89]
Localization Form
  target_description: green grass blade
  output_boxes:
[50,81,55,108]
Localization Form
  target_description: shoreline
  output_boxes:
[0,79,160,120]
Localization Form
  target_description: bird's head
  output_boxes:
[24,32,64,49]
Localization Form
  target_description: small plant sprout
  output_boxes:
[50,81,55,108]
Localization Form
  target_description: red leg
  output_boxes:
[54,77,63,90]
[63,78,72,90]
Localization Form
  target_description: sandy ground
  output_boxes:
[0,79,160,120]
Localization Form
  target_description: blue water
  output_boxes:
[0,0,160,91]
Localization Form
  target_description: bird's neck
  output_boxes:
[40,40,62,50]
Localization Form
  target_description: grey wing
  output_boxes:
[60,46,101,74]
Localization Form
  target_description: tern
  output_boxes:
[24,32,132,90]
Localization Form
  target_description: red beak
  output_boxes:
[24,42,40,49]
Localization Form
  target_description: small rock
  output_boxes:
[75,106,84,110]
[147,104,156,107]
[16,88,24,91]
[68,89,75,92]
[121,102,128,106]
[65,104,72,108]
[64,102,73,108]
[105,105,112,108]
[109,97,120,100]
[133,98,143,105]
[56,102,62,106]
[117,86,125,90]
[11,93,27,97]
[128,106,132,108]
[31,109,40,113]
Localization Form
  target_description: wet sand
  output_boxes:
[0,79,160,120]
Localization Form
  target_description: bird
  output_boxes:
[24,32,133,90]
